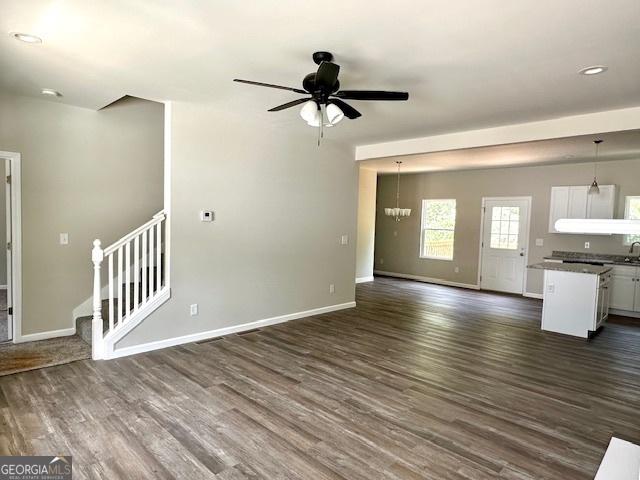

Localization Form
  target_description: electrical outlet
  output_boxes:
[59,233,69,245]
[393,230,398,237]
[547,284,555,293]
[329,284,335,294]
[190,304,198,316]
[454,266,460,273]
[535,238,544,247]
[584,241,590,249]
[380,258,384,265]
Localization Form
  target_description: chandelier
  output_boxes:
[384,161,411,221]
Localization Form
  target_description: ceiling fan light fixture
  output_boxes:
[300,100,319,123]
[326,103,344,125]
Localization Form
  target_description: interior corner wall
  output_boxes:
[116,101,358,349]
[374,158,640,295]
[0,94,164,336]
[356,168,376,281]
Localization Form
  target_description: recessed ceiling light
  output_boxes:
[11,32,42,44]
[578,65,608,76]
[41,88,62,97]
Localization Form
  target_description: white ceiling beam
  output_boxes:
[355,106,640,161]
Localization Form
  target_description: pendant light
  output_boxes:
[588,139,603,195]
[384,161,411,221]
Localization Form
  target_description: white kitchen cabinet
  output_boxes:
[609,265,637,311]
[541,269,610,337]
[568,186,588,218]
[548,184,617,233]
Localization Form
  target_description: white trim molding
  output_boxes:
[0,151,22,344]
[356,276,374,283]
[374,270,480,290]
[14,327,76,343]
[523,292,544,300]
[110,301,357,359]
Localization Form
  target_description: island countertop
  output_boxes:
[527,262,612,275]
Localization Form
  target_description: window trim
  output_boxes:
[623,195,640,246]
[419,198,456,261]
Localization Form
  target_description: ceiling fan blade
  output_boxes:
[267,98,310,112]
[315,62,340,90]
[233,79,307,94]
[328,99,361,119]
[333,90,409,101]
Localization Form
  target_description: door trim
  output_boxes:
[0,151,22,343]
[477,196,532,295]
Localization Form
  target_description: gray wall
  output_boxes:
[0,94,164,335]
[375,158,640,295]
[356,167,376,281]
[118,101,358,349]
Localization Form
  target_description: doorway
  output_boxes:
[479,196,531,294]
[0,151,21,343]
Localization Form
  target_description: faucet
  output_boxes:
[630,241,640,259]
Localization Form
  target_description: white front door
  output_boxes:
[480,198,530,294]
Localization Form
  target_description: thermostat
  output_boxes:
[200,210,214,222]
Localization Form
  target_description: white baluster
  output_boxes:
[134,236,140,312]
[91,240,104,360]
[156,221,162,289]
[142,230,148,304]
[125,241,131,319]
[149,226,154,296]
[108,254,114,332]
[117,246,123,325]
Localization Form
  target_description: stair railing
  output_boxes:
[91,210,167,359]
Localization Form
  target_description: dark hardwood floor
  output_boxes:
[2,276,640,479]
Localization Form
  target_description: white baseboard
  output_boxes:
[110,301,357,359]
[523,292,543,299]
[356,276,374,284]
[374,270,480,290]
[14,327,76,343]
[610,308,640,318]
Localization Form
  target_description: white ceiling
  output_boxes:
[2,0,640,145]
[363,129,640,174]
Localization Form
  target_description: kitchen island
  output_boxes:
[528,262,612,338]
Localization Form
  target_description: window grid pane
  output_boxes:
[421,199,456,259]
[625,197,640,244]
[489,206,520,250]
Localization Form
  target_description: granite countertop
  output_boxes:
[544,250,640,266]
[528,262,612,275]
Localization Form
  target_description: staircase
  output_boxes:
[80,211,170,359]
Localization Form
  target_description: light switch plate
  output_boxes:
[340,235,349,245]
[190,304,198,316]
[329,284,335,294]
[59,233,69,245]
[200,211,214,222]
[535,238,544,247]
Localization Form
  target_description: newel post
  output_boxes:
[92,239,104,360]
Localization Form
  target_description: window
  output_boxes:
[624,196,640,245]
[420,199,456,260]
[489,206,520,250]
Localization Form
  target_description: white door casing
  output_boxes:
[4,160,11,340]
[479,197,531,294]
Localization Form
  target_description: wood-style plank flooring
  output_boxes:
[2,276,640,479]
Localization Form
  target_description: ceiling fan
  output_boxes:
[233,51,409,143]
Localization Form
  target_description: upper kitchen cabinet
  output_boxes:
[548,185,617,233]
